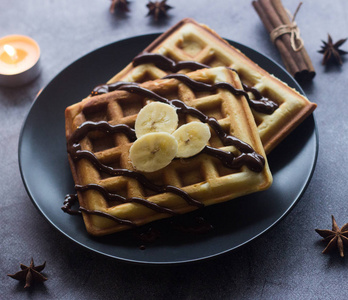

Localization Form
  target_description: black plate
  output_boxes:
[18,34,318,264]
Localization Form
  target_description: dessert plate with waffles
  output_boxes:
[19,18,318,264]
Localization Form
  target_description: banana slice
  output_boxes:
[135,102,178,138]
[173,122,211,158]
[129,132,178,172]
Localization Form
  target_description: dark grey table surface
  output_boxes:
[1,0,348,299]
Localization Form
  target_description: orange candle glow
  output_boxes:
[0,35,40,86]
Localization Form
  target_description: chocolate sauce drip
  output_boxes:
[133,53,210,72]
[241,83,277,114]
[75,184,180,216]
[91,81,136,96]
[62,193,136,227]
[62,194,81,215]
[131,53,278,114]
[68,121,136,147]
[202,146,264,173]
[164,73,278,114]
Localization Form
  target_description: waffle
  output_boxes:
[65,67,273,236]
[108,18,317,154]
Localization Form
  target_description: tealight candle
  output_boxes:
[0,35,40,87]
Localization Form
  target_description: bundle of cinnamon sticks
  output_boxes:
[252,0,315,81]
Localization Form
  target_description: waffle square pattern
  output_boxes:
[65,67,272,236]
[110,18,316,154]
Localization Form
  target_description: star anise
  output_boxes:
[110,0,130,13]
[8,258,47,288]
[146,1,172,21]
[318,34,348,65]
[315,215,348,257]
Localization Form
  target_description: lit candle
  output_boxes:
[0,35,40,87]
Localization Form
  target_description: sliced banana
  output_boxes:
[129,132,178,172]
[173,122,211,158]
[135,102,178,138]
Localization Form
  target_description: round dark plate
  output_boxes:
[18,34,318,264]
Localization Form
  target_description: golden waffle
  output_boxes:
[65,67,273,236]
[108,18,317,154]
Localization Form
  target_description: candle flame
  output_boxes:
[3,44,18,60]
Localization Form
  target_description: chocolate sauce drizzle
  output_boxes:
[202,146,264,172]
[116,83,265,171]
[65,121,203,223]
[62,193,136,227]
[133,52,211,72]
[164,73,277,115]
[91,81,132,97]
[131,53,278,114]
[63,184,183,219]
[68,121,137,146]
[92,57,277,114]
[65,69,267,227]
[74,184,183,215]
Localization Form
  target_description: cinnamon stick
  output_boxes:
[271,0,315,79]
[253,0,299,76]
[252,0,315,81]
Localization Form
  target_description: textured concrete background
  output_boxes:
[1,0,348,299]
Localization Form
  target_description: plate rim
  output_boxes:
[18,33,319,265]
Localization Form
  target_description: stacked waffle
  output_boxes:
[64,18,316,236]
